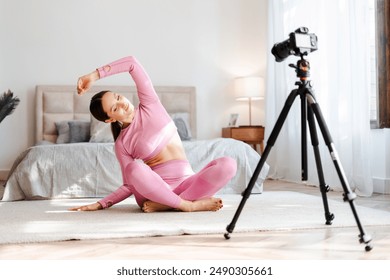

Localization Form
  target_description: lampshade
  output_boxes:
[234,76,265,101]
[234,76,265,126]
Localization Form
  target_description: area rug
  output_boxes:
[0,191,389,244]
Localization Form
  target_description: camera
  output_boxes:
[271,27,318,62]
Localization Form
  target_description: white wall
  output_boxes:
[0,0,268,176]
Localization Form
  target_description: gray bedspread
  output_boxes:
[2,138,269,201]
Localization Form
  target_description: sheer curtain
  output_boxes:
[266,0,373,196]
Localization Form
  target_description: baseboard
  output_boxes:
[372,177,390,194]
[0,169,9,181]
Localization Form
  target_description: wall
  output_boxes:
[0,0,268,177]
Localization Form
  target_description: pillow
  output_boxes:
[89,116,114,143]
[170,112,192,141]
[55,120,71,144]
[68,120,91,143]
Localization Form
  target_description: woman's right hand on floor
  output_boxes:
[69,202,103,211]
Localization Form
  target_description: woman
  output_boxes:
[71,56,237,213]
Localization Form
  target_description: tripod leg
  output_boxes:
[225,89,300,239]
[301,91,308,181]
[306,104,334,225]
[307,94,373,251]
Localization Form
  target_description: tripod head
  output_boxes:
[289,55,311,82]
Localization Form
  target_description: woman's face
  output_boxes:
[101,91,135,124]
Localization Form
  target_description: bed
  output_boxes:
[2,85,269,201]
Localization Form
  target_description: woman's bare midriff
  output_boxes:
[144,133,187,167]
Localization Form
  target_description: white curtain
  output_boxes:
[266,0,373,196]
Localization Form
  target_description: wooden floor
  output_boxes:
[0,179,389,260]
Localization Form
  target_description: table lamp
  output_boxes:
[234,76,264,125]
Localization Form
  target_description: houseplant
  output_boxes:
[0,90,20,123]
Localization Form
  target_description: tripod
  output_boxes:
[224,56,373,251]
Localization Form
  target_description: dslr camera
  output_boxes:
[271,27,318,62]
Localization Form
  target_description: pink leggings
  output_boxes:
[125,157,237,208]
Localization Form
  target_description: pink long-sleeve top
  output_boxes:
[97,56,177,208]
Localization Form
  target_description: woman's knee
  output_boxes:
[124,161,149,180]
[215,156,237,178]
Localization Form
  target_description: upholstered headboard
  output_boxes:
[35,85,196,143]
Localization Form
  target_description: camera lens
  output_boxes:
[271,40,291,62]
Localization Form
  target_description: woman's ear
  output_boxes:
[105,118,116,124]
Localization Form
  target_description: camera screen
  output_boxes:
[295,33,312,48]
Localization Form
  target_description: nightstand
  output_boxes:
[222,126,265,154]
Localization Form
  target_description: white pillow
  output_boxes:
[89,116,114,143]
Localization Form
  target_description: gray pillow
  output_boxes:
[170,112,192,141]
[68,120,91,143]
[55,120,71,144]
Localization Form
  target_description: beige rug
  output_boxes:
[0,191,389,244]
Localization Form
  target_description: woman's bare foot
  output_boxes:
[141,197,223,213]
[178,197,223,212]
[142,201,173,213]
